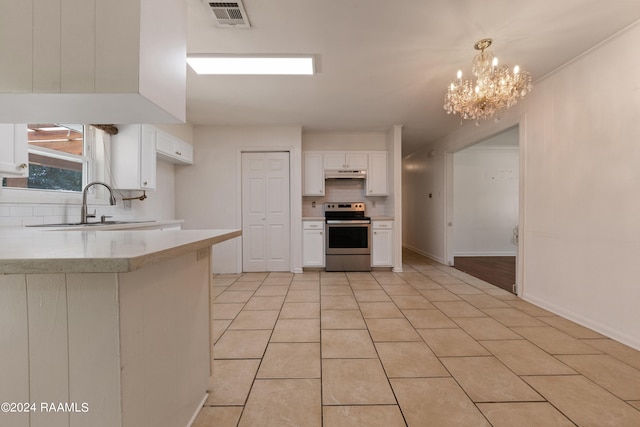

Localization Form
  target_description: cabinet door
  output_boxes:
[303,229,325,267]
[372,227,393,267]
[140,126,157,190]
[367,152,388,196]
[323,153,345,169]
[345,153,368,169]
[303,153,324,196]
[0,124,28,176]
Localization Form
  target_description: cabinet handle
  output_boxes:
[176,151,182,156]
[143,181,148,185]
[19,163,27,169]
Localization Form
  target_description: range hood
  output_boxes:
[325,170,367,179]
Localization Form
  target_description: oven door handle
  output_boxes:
[326,220,371,225]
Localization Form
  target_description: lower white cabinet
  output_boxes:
[302,220,325,267]
[372,220,393,267]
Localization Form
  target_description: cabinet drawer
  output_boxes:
[303,221,324,230]
[372,220,393,230]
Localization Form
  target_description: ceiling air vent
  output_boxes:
[204,1,251,28]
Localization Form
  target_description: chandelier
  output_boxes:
[444,38,532,121]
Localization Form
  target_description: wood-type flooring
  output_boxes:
[453,256,516,293]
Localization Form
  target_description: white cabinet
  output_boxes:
[303,153,325,196]
[367,152,388,196]
[0,124,28,177]
[156,131,193,165]
[302,220,325,267]
[323,152,368,170]
[372,220,393,267]
[111,125,156,190]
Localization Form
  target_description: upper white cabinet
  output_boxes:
[367,152,388,196]
[324,153,368,170]
[0,124,28,177]
[111,125,157,190]
[303,153,325,196]
[156,131,193,165]
[0,0,186,124]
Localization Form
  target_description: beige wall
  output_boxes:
[403,22,640,349]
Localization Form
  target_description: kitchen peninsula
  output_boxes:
[0,227,240,427]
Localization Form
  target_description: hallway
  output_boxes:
[196,250,640,426]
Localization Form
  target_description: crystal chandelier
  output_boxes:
[444,38,532,121]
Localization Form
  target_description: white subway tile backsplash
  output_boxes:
[10,206,33,217]
[302,180,389,217]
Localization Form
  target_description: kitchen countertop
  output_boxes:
[302,216,325,221]
[0,227,241,274]
[371,216,394,221]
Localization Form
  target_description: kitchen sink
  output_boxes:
[27,220,155,228]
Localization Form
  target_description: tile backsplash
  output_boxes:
[302,179,388,217]
[0,202,138,227]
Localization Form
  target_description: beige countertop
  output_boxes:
[302,217,325,221]
[371,217,394,221]
[0,227,241,274]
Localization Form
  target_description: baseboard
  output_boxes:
[453,251,517,257]
[186,393,209,427]
[402,244,446,265]
[523,293,640,352]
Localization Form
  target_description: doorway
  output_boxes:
[450,126,519,293]
[241,152,291,272]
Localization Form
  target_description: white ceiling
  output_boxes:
[185,0,640,155]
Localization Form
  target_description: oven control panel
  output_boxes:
[324,202,365,212]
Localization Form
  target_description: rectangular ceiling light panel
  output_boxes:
[187,56,315,75]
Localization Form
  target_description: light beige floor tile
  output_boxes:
[480,339,576,375]
[524,375,640,427]
[214,330,271,359]
[375,341,449,377]
[243,295,285,311]
[372,273,407,285]
[512,326,601,355]
[418,328,491,357]
[418,289,461,301]
[359,301,404,318]
[454,317,522,340]
[206,359,260,405]
[212,274,239,285]
[485,288,519,299]
[477,402,575,427]
[321,294,359,309]
[390,295,435,309]
[433,301,487,317]
[586,338,640,370]
[403,309,458,328]
[321,309,367,329]
[322,359,396,405]
[193,407,243,427]
[482,308,547,327]
[227,281,261,291]
[321,276,350,286]
[279,302,320,319]
[322,285,354,296]
[441,356,542,402]
[212,319,231,344]
[289,281,319,291]
[237,272,268,281]
[322,329,377,358]
[293,271,320,281]
[391,378,490,427]
[211,287,225,298]
[442,283,486,295]
[380,284,420,295]
[365,318,422,342]
[431,275,466,285]
[353,289,391,302]
[346,271,375,281]
[262,277,293,286]
[270,318,320,342]
[285,289,320,303]
[629,401,640,410]
[556,354,640,400]
[505,299,555,316]
[239,379,321,427]
[228,310,279,330]
[323,405,406,427]
[253,285,289,297]
[257,342,320,378]
[349,280,383,290]
[460,294,512,309]
[540,316,606,339]
[212,303,244,320]
[406,279,443,290]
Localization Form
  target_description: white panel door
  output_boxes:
[242,152,290,272]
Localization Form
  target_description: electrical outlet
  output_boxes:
[123,199,132,210]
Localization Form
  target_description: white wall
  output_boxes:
[175,126,303,274]
[403,22,640,349]
[453,146,519,256]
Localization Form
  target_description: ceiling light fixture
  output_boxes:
[186,55,314,75]
[444,38,532,121]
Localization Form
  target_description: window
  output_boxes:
[2,124,90,192]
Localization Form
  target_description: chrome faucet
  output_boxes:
[81,181,117,224]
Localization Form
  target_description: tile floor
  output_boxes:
[193,250,640,427]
